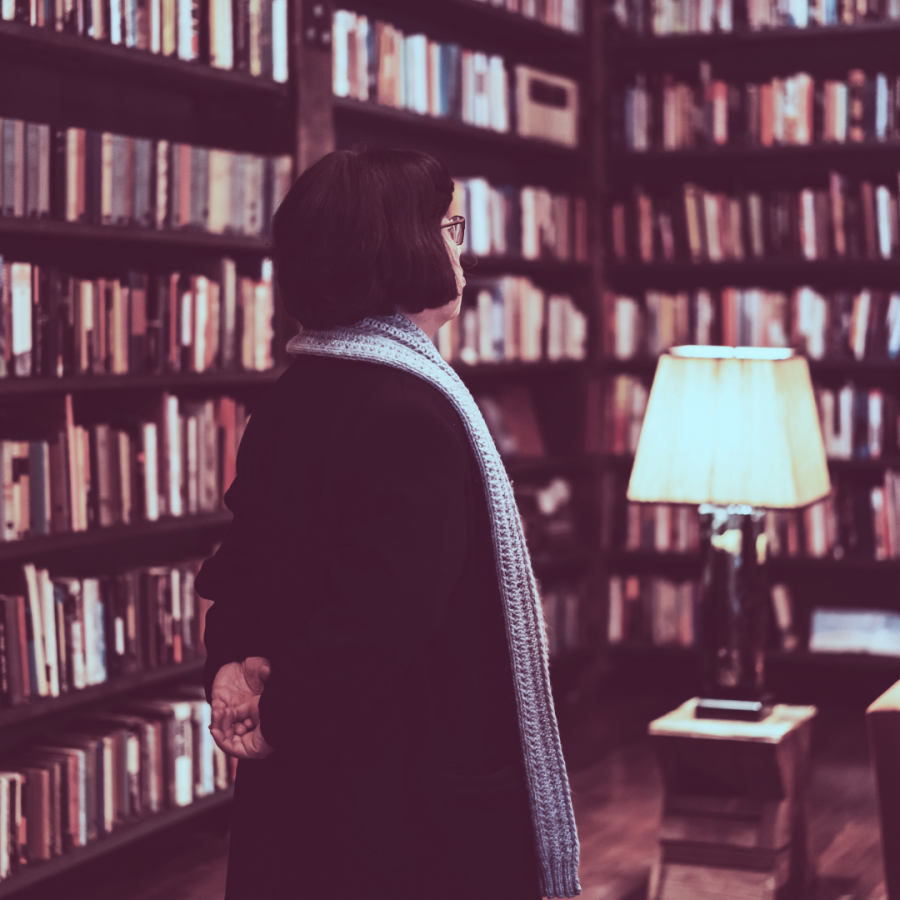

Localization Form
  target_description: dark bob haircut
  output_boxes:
[271,148,458,329]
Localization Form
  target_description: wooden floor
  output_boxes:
[12,695,887,900]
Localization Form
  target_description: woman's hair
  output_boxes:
[271,148,458,329]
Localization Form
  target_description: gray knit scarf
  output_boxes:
[286,313,580,898]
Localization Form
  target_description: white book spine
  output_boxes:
[272,0,288,82]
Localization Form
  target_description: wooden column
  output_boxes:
[290,0,335,175]
[649,699,817,900]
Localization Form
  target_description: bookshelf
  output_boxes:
[327,0,602,695]
[0,788,234,898]
[599,4,900,706]
[0,0,327,891]
[0,0,603,892]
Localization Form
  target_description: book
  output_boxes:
[618,64,900,150]
[607,575,699,647]
[810,608,900,655]
[435,277,586,365]
[0,258,275,380]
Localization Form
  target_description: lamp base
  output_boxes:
[694,698,773,721]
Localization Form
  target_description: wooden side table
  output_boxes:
[648,699,817,900]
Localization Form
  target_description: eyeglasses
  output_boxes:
[441,215,465,246]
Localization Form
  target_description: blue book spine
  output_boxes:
[444,45,462,121]
[1,121,16,216]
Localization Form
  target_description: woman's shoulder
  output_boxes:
[278,355,464,428]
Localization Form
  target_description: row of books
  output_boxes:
[0,561,210,704]
[0,257,275,379]
[817,386,897,459]
[448,178,588,262]
[434,278,587,365]
[0,688,234,879]
[605,287,900,360]
[611,0,900,35]
[0,118,293,236]
[619,68,900,151]
[0,0,288,81]
[607,575,698,647]
[541,581,586,659]
[598,375,648,455]
[470,0,583,32]
[331,11,580,147]
[611,175,900,264]
[625,503,701,552]
[766,474,900,559]
[596,371,899,460]
[1,393,247,539]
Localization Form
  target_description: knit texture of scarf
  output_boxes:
[286,313,581,898]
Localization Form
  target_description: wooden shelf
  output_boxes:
[341,0,587,76]
[0,20,288,101]
[608,548,900,575]
[454,359,586,378]
[597,453,900,475]
[504,454,597,478]
[595,355,900,381]
[532,548,593,579]
[0,216,271,256]
[333,97,585,160]
[608,259,900,291]
[605,20,900,67]
[609,141,900,181]
[0,659,206,730]
[610,643,900,671]
[464,256,590,281]
[0,512,232,565]
[0,369,283,398]
[0,786,233,898]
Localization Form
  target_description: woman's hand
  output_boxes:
[210,657,275,760]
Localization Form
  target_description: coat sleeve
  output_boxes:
[255,391,470,751]
[196,409,277,704]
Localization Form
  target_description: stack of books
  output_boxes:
[612,0,900,35]
[0,687,235,880]
[0,0,288,81]
[0,118,293,236]
[436,278,587,364]
[607,574,699,648]
[450,178,588,262]
[332,10,580,147]
[0,393,247,539]
[765,473,900,560]
[816,385,896,460]
[0,561,212,705]
[541,581,586,659]
[0,257,276,379]
[604,287,900,359]
[611,174,900,264]
[619,66,900,151]
[471,0,583,32]
[598,374,649,455]
[625,503,701,553]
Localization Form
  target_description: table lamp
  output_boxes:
[626,346,831,720]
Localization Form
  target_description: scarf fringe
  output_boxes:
[287,314,581,898]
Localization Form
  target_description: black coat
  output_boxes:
[196,356,542,900]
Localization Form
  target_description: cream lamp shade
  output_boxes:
[626,346,831,509]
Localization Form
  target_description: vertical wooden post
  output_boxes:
[290,0,335,175]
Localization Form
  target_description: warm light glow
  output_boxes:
[626,348,831,509]
[670,345,795,361]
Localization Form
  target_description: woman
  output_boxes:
[197,148,580,900]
